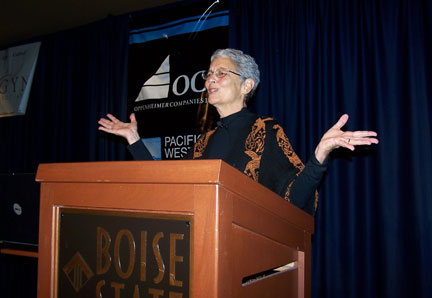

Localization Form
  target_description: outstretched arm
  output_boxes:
[314,114,379,164]
[98,113,141,145]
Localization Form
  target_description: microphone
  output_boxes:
[217,121,227,128]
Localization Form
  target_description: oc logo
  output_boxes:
[172,70,206,96]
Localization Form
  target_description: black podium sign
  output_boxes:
[58,209,192,297]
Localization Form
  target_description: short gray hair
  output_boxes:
[211,48,260,101]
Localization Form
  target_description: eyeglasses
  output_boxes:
[202,68,241,80]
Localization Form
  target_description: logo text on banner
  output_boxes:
[128,2,229,159]
[0,42,41,118]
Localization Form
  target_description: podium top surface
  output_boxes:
[36,160,314,232]
[37,160,229,185]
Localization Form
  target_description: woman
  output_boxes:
[98,48,378,214]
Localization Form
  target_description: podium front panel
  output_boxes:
[36,160,313,298]
[57,208,192,297]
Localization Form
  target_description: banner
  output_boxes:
[128,1,229,159]
[0,42,41,118]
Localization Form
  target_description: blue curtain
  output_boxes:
[0,15,129,174]
[229,0,432,297]
[0,16,129,297]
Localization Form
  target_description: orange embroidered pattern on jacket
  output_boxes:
[274,124,319,210]
[273,124,305,201]
[244,117,270,181]
[274,124,305,171]
[193,129,216,158]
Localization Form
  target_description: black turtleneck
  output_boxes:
[203,108,256,164]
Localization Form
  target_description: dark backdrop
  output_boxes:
[0,14,130,298]
[0,15,129,174]
[230,0,432,297]
[1,0,431,297]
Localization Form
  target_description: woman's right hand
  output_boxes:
[98,113,141,145]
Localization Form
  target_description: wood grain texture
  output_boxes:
[37,160,313,298]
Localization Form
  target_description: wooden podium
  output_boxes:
[36,160,314,298]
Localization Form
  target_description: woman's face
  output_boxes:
[204,57,247,117]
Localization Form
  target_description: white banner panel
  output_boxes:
[0,42,41,117]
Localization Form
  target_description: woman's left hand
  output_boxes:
[314,114,379,164]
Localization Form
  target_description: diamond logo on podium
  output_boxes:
[63,252,94,292]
